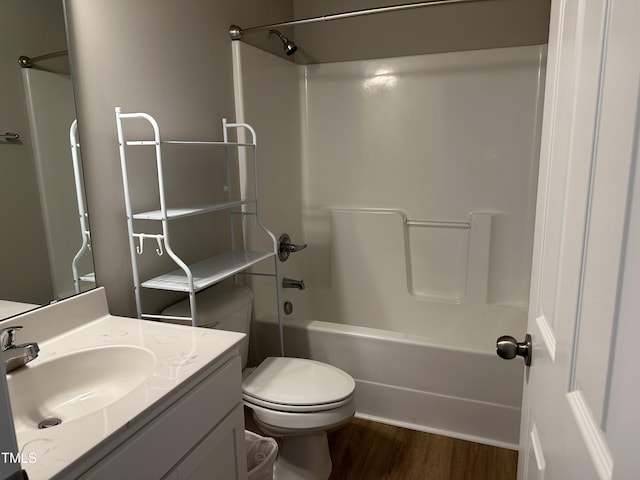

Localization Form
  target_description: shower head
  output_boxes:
[268,29,298,56]
[229,24,298,57]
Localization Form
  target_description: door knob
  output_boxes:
[496,334,532,366]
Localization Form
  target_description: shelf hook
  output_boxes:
[136,235,144,255]
[155,237,164,256]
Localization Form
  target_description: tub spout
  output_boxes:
[282,278,305,290]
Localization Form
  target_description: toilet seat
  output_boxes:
[247,398,356,434]
[243,357,356,413]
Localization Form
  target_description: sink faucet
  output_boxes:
[1,326,39,374]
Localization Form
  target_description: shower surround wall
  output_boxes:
[234,43,545,447]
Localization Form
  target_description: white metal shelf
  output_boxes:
[125,140,255,147]
[70,119,96,293]
[114,107,284,356]
[141,250,274,292]
[133,199,256,220]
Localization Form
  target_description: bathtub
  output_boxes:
[246,209,525,449]
[250,303,524,450]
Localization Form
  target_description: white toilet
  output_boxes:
[161,284,356,480]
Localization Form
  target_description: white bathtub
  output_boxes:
[251,306,524,450]
[246,209,526,449]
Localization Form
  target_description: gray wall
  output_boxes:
[65,0,292,316]
[292,0,551,64]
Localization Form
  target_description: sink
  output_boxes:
[7,345,155,432]
[1,289,247,480]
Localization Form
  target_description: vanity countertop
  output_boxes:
[0,300,39,319]
[2,288,245,480]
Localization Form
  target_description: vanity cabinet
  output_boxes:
[162,405,244,480]
[80,355,248,480]
[114,108,281,330]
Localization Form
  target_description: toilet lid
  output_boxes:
[243,357,355,409]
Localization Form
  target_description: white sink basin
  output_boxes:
[7,345,155,432]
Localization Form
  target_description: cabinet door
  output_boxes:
[175,404,248,480]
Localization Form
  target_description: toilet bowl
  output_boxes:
[161,284,356,480]
[244,356,355,479]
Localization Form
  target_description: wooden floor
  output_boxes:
[327,418,517,480]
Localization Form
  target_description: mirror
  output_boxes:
[0,0,96,320]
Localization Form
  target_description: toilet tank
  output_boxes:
[160,284,253,367]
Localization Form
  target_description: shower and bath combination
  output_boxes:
[228,0,532,460]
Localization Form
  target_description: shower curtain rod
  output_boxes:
[230,0,487,39]
[18,50,68,68]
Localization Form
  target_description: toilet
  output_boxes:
[161,284,356,480]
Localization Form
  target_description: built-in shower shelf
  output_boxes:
[133,199,256,220]
[141,250,274,292]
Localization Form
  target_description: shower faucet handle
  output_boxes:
[278,233,307,262]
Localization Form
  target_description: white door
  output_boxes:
[511,0,640,478]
